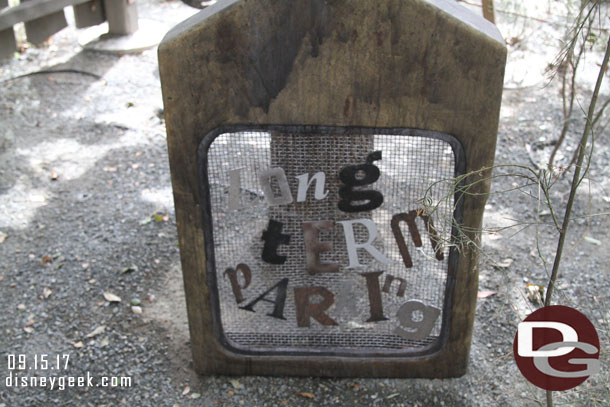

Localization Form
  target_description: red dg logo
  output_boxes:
[513,305,600,391]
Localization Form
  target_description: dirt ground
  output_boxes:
[0,0,608,406]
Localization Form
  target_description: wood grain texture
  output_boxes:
[103,0,137,35]
[159,0,506,378]
[0,28,16,59]
[0,0,16,59]
[0,0,90,31]
[73,0,106,28]
[24,7,67,44]
[482,0,495,23]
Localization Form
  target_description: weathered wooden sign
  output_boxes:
[159,0,506,378]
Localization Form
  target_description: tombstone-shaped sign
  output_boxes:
[159,0,506,378]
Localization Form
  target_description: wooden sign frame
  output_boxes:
[159,0,506,378]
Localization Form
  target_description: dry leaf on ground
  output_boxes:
[85,325,106,339]
[584,236,601,246]
[526,284,544,305]
[496,258,513,268]
[103,292,121,303]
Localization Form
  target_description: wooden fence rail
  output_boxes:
[0,0,136,59]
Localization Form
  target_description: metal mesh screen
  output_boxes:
[203,128,460,355]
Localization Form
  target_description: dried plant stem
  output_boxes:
[548,1,595,169]
[548,58,578,168]
[544,35,610,306]
[544,34,610,407]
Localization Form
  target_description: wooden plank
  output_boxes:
[0,28,16,59]
[103,0,137,35]
[24,0,67,45]
[0,0,91,31]
[0,0,10,14]
[482,0,495,23]
[0,0,16,59]
[73,0,105,28]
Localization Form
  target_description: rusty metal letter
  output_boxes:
[361,271,389,322]
[294,287,338,327]
[303,220,339,275]
[224,263,252,303]
[391,211,444,269]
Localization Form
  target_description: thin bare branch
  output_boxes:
[545,35,610,308]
